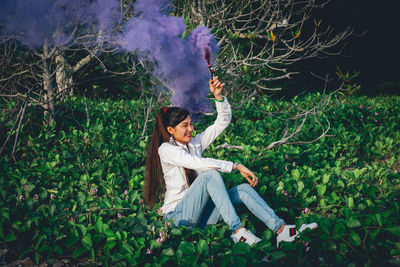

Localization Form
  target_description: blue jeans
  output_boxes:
[164,170,285,232]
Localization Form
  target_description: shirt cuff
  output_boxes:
[215,96,229,109]
[221,160,234,173]
[215,96,225,102]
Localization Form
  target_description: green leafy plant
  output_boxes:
[1,94,399,265]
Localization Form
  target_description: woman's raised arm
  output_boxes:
[193,77,232,152]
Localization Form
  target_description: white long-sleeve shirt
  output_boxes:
[158,97,234,214]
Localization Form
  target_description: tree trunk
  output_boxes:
[42,39,55,125]
[55,52,94,100]
[55,52,74,100]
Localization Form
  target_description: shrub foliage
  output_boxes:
[1,94,400,266]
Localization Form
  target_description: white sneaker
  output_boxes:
[231,227,261,246]
[276,223,318,248]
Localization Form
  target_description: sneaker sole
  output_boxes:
[277,223,319,248]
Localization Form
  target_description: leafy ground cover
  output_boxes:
[1,94,400,266]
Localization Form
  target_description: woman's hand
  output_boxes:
[237,164,258,187]
[209,76,224,101]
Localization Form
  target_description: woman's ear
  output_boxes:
[166,126,175,135]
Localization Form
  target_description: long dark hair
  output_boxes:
[144,106,197,207]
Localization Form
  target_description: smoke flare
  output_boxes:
[119,0,219,118]
[0,0,219,119]
[189,25,218,79]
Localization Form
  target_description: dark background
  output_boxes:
[291,0,400,96]
[65,0,400,98]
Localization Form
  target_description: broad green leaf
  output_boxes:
[277,181,284,191]
[292,169,300,180]
[72,247,87,258]
[370,229,380,241]
[54,245,63,255]
[104,229,115,238]
[233,241,250,255]
[271,251,286,261]
[38,244,52,254]
[162,247,175,257]
[343,208,351,218]
[264,229,274,240]
[72,202,77,212]
[66,229,80,248]
[122,231,128,241]
[102,198,112,208]
[297,181,304,193]
[6,232,17,242]
[346,218,361,228]
[95,218,103,234]
[81,234,93,250]
[233,256,247,266]
[317,184,326,197]
[1,208,10,221]
[387,226,400,237]
[196,239,209,257]
[347,197,354,209]
[259,185,267,195]
[11,221,22,231]
[49,204,56,216]
[322,174,330,184]
[150,239,161,250]
[349,231,361,246]
[375,214,383,226]
[115,231,122,240]
[178,241,195,254]
[332,223,346,240]
[89,248,95,260]
[121,243,134,256]
[170,228,182,236]
[104,240,116,250]
[78,224,87,236]
[129,191,138,203]
[78,216,86,223]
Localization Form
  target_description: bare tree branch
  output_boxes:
[174,0,353,98]
[215,143,243,150]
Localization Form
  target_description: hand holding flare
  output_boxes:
[209,76,224,101]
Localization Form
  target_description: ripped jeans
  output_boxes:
[164,170,285,232]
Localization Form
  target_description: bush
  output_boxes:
[1,94,399,265]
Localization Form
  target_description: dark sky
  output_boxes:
[293,0,400,95]
[340,1,399,88]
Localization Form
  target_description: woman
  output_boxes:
[144,77,317,247]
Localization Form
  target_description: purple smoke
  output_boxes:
[189,25,219,65]
[0,0,121,48]
[0,0,219,118]
[119,0,219,118]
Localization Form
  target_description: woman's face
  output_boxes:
[167,116,194,144]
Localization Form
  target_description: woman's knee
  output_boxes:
[237,183,255,194]
[206,169,221,176]
[196,170,223,184]
[203,170,222,179]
